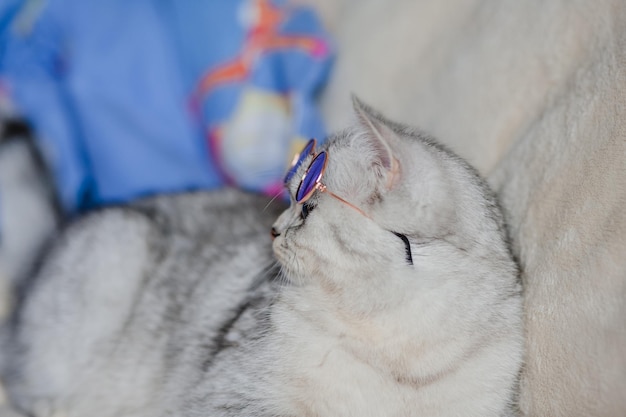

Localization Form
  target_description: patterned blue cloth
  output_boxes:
[0,0,333,212]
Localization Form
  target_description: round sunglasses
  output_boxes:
[284,139,370,217]
[284,138,317,185]
[295,148,370,218]
[283,139,413,265]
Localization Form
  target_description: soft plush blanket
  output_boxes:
[302,0,626,415]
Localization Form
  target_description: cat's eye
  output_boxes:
[392,232,413,265]
[301,202,315,220]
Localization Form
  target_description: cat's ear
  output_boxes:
[352,95,400,189]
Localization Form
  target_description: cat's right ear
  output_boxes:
[351,95,401,190]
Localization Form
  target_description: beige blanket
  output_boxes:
[301,0,626,415]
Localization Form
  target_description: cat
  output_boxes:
[1,98,523,417]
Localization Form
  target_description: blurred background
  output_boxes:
[0,0,333,304]
[1,1,625,416]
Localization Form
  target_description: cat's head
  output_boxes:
[272,97,513,312]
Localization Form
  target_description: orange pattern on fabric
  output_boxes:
[195,0,326,97]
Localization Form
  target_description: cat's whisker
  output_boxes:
[262,190,284,213]
[276,266,288,287]
[273,252,293,287]
[280,265,293,286]
[255,259,281,284]
[286,250,306,287]
[265,261,282,280]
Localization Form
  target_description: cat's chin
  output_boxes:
[277,264,304,287]
[272,239,300,285]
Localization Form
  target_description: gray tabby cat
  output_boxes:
[1,99,523,417]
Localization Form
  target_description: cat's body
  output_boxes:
[2,101,523,417]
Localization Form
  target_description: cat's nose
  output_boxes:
[271,227,281,240]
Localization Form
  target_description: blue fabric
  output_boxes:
[0,0,333,212]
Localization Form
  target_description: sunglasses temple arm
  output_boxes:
[317,184,372,219]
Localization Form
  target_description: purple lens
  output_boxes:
[296,151,327,202]
[284,139,316,184]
